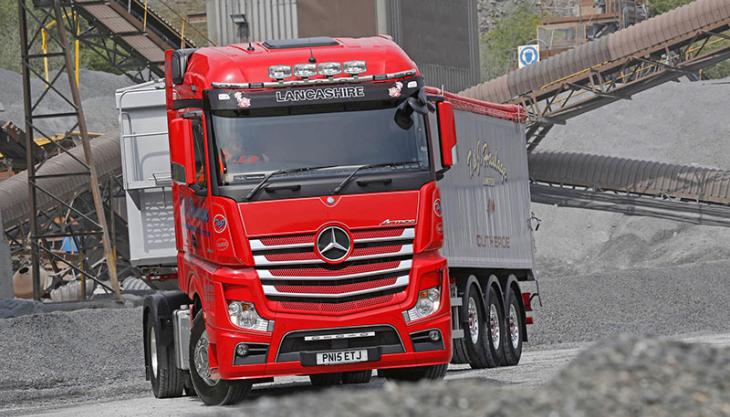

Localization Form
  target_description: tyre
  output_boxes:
[189,312,252,405]
[463,283,492,369]
[146,315,184,398]
[501,285,524,366]
[342,370,372,384]
[309,373,342,387]
[381,363,448,382]
[480,279,506,368]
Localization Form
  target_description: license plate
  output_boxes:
[315,350,368,365]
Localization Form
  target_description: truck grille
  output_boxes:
[251,227,414,305]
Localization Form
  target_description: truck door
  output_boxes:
[180,118,213,259]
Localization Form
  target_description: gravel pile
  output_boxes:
[533,78,730,277]
[216,336,730,417]
[0,68,132,135]
[0,308,146,410]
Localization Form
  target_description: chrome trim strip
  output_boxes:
[258,260,412,281]
[253,244,413,266]
[262,275,409,299]
[354,228,414,244]
[304,331,375,341]
[212,69,417,89]
[250,239,313,251]
[348,244,413,262]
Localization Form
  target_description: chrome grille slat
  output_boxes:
[252,227,414,303]
[258,260,412,281]
[262,275,409,299]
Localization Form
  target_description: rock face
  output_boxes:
[477,0,539,33]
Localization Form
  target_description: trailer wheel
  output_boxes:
[501,286,523,366]
[481,280,506,368]
[146,316,184,398]
[450,277,471,364]
[309,373,342,387]
[189,312,252,405]
[463,283,492,369]
[381,363,448,382]
[342,370,372,384]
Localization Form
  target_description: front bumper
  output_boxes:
[197,253,451,380]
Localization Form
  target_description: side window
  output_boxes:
[192,121,207,188]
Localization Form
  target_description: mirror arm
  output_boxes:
[435,167,450,180]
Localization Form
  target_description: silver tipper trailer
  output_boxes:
[116,81,177,269]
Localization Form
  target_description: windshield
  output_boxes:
[211,103,430,185]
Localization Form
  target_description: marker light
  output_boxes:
[268,65,291,79]
[293,63,317,78]
[317,62,342,76]
[404,286,441,322]
[343,60,367,74]
[228,301,272,331]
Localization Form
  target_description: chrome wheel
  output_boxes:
[489,304,501,350]
[149,331,158,378]
[508,304,520,350]
[467,297,479,344]
[193,330,218,387]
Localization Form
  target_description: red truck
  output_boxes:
[135,36,538,405]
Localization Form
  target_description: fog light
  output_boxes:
[294,63,317,78]
[344,60,367,74]
[236,343,249,357]
[428,330,441,341]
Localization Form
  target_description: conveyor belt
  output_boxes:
[66,0,197,82]
[461,0,730,150]
[529,151,730,226]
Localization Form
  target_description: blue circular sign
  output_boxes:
[519,46,539,66]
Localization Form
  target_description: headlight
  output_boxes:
[228,301,273,331]
[268,65,291,79]
[343,60,367,74]
[404,286,441,322]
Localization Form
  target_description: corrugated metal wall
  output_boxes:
[207,0,298,45]
[206,0,481,92]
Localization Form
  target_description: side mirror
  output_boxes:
[437,101,458,168]
[169,118,197,186]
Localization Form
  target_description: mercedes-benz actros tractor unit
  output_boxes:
[118,35,539,405]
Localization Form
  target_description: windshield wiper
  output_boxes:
[245,164,338,201]
[330,161,421,195]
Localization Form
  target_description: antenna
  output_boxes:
[308,48,317,63]
[247,42,254,51]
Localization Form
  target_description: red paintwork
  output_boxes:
[165,37,453,381]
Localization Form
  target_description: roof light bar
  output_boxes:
[293,63,317,78]
[344,60,367,74]
[213,69,416,90]
[268,65,291,80]
[318,62,342,77]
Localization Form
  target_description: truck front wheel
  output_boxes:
[381,363,448,382]
[189,312,252,405]
[146,317,184,398]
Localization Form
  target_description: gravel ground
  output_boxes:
[2,259,729,412]
[214,336,730,417]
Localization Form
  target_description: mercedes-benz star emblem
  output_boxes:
[316,226,351,262]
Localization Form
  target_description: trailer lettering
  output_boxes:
[466,140,508,182]
[476,234,511,249]
[275,86,366,103]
